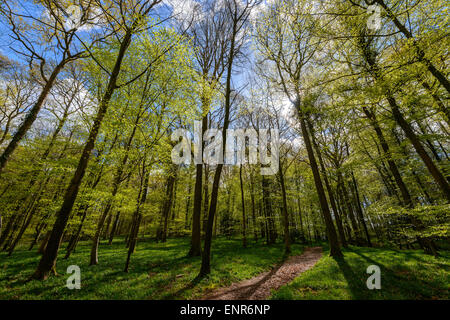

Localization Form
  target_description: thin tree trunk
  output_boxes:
[362,106,414,207]
[239,164,247,248]
[108,211,121,245]
[64,206,88,259]
[350,171,372,247]
[124,168,150,272]
[277,161,290,254]
[199,17,237,276]
[161,165,177,242]
[249,171,258,242]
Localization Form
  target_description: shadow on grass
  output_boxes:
[202,261,285,300]
[345,248,445,299]
[333,256,368,299]
[166,275,203,299]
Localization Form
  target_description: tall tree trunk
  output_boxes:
[161,165,178,242]
[388,97,450,200]
[297,109,342,257]
[108,211,121,245]
[90,103,142,265]
[0,213,19,248]
[307,119,347,247]
[350,171,372,247]
[188,115,207,256]
[199,16,237,276]
[7,192,44,255]
[124,168,150,273]
[261,175,275,244]
[249,171,258,242]
[239,165,247,248]
[102,213,113,240]
[64,206,89,259]
[362,106,414,207]
[277,161,291,254]
[32,30,133,280]
[202,166,209,238]
[185,179,192,229]
[37,231,51,254]
[338,173,363,244]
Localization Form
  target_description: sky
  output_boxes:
[0,0,300,146]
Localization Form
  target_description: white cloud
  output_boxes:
[165,0,204,28]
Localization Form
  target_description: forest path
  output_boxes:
[202,246,322,300]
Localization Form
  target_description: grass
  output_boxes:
[1,238,448,300]
[271,245,450,300]
[0,236,304,300]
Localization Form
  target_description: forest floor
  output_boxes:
[272,245,450,300]
[203,246,322,300]
[0,237,305,299]
[0,237,448,300]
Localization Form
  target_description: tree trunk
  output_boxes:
[277,161,291,254]
[388,97,450,200]
[199,16,237,276]
[297,109,342,257]
[239,165,247,248]
[249,171,258,242]
[108,211,121,245]
[374,0,450,93]
[32,31,133,280]
[362,106,414,207]
[161,165,178,242]
[350,171,372,247]
[307,119,347,247]
[124,169,150,272]
[64,206,88,259]
[0,61,66,174]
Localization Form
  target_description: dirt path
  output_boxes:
[203,246,323,300]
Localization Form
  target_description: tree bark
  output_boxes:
[32,30,133,280]
[297,109,342,257]
[307,119,347,247]
[350,171,372,247]
[188,115,207,256]
[277,161,291,254]
[161,165,178,242]
[239,164,247,248]
[0,61,66,174]
[388,97,450,200]
[362,106,414,207]
[124,169,150,272]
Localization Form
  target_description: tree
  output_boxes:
[32,0,163,280]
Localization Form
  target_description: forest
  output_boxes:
[0,0,448,301]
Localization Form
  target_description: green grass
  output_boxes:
[2,238,449,300]
[0,237,304,300]
[271,245,450,300]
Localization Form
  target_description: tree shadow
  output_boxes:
[347,248,445,299]
[201,260,285,300]
[162,275,203,299]
[332,256,369,299]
